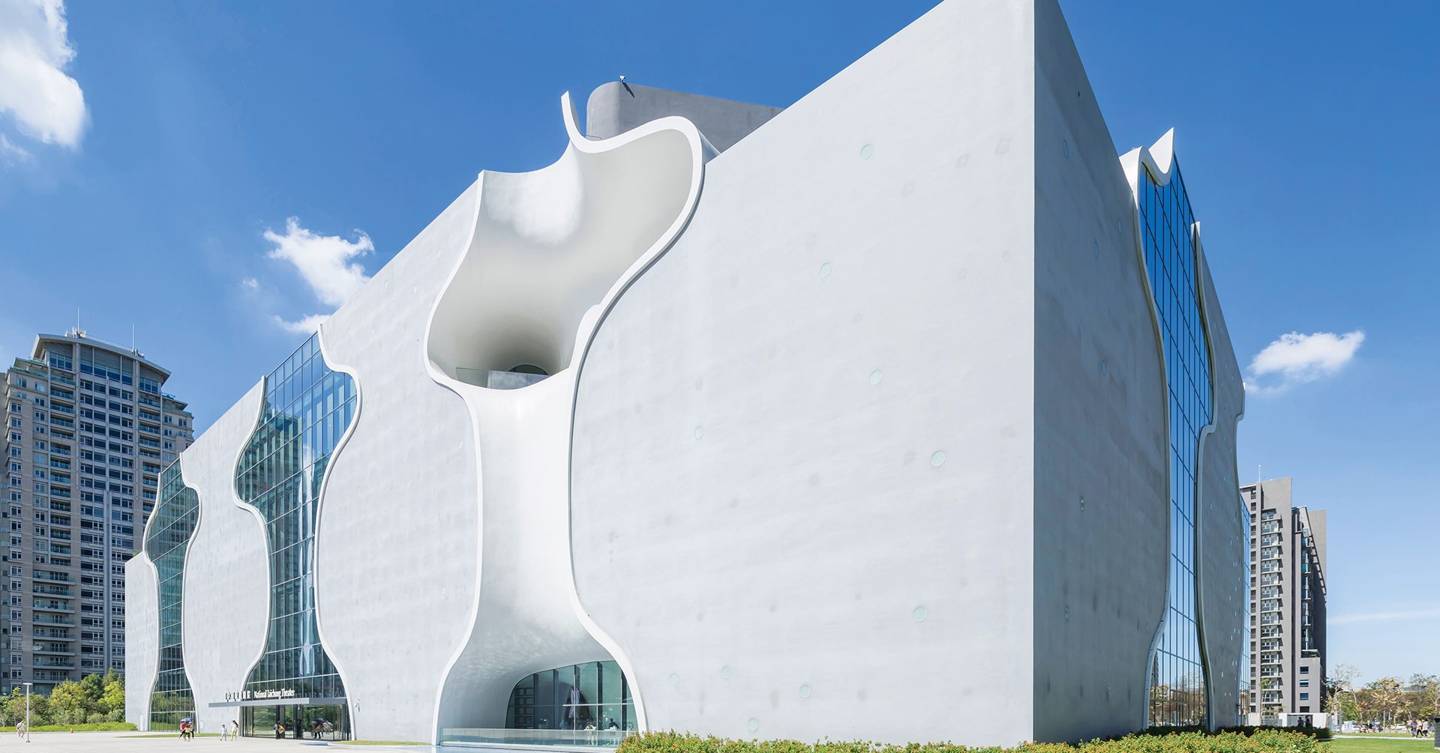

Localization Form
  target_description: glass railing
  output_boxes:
[440,728,633,748]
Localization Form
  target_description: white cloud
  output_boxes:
[240,276,259,290]
[1244,330,1365,395]
[260,217,372,335]
[1331,606,1440,626]
[0,0,87,149]
[263,217,372,307]
[271,313,328,335]
[0,133,32,163]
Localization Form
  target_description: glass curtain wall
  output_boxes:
[234,334,356,731]
[506,660,635,733]
[148,462,200,729]
[1139,161,1214,727]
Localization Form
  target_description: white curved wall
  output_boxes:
[428,96,708,737]
[570,0,1036,745]
[315,184,483,744]
[1032,0,1170,739]
[178,382,270,734]
[123,553,158,729]
[1196,253,1246,726]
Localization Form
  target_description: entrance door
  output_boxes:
[241,704,350,740]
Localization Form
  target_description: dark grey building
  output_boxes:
[1241,477,1328,725]
[3,331,193,691]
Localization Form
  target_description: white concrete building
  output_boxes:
[125,0,1247,745]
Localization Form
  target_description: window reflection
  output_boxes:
[234,334,356,707]
[1139,162,1213,728]
[506,661,636,733]
[148,462,199,729]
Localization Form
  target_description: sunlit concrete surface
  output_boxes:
[3,731,433,751]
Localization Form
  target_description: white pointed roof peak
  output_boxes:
[1148,128,1176,174]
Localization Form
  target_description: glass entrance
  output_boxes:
[241,703,350,740]
[506,660,635,733]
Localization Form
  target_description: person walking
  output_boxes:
[221,720,230,742]
[233,720,241,740]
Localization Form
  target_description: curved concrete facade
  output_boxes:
[426,95,711,736]
[1195,252,1247,727]
[122,554,158,727]
[178,382,270,734]
[126,0,1246,744]
[316,185,482,744]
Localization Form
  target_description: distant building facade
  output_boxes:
[125,0,1249,745]
[3,332,193,692]
[1242,477,1328,725]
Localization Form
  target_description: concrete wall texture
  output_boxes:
[1032,0,1170,740]
[586,82,782,152]
[125,0,1246,745]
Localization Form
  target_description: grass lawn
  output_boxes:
[1325,737,1436,753]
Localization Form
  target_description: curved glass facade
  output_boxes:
[1139,161,1214,727]
[505,660,635,733]
[148,462,200,729]
[234,334,356,710]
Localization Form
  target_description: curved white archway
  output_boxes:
[425,92,713,741]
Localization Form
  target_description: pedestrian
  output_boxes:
[221,720,230,742]
[233,720,241,740]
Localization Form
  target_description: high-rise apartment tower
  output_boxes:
[1241,477,1328,725]
[3,331,193,691]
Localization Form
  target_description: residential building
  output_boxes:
[125,0,1248,744]
[3,331,193,692]
[1242,477,1328,726]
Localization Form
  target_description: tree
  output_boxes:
[1406,674,1440,723]
[2,686,53,727]
[1366,677,1406,726]
[48,679,94,724]
[99,671,126,722]
[1327,664,1360,722]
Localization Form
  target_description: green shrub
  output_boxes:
[0,721,137,733]
[619,729,1323,753]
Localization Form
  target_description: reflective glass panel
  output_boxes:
[148,461,200,729]
[1139,161,1214,727]
[234,333,356,703]
[505,660,635,733]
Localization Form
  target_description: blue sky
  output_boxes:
[1,1,1435,684]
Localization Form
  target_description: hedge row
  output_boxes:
[0,721,137,733]
[618,729,1323,753]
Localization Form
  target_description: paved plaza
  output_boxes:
[1,732,436,752]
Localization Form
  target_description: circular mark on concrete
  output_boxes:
[869,369,883,385]
[669,672,680,684]
[912,605,929,622]
[693,425,704,440]
[747,718,760,734]
[720,665,734,681]
[930,450,946,468]
[819,262,832,279]
[859,143,874,160]
[799,683,813,700]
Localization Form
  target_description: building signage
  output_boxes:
[224,688,297,703]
